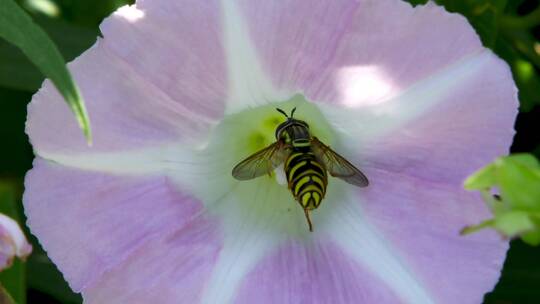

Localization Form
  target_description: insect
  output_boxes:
[232,108,369,232]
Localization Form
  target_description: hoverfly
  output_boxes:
[232,108,368,232]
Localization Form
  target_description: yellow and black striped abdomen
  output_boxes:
[285,148,327,210]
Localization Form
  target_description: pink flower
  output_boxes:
[0,214,32,270]
[24,0,517,303]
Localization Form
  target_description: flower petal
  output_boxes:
[23,158,202,291]
[82,216,222,303]
[0,214,32,270]
[305,0,486,105]
[234,240,402,304]
[27,1,227,158]
[234,0,517,186]
[219,0,288,113]
[100,1,226,119]
[324,169,507,304]
[235,1,482,102]
[24,1,516,303]
[79,180,296,304]
[320,49,516,185]
[235,0,361,94]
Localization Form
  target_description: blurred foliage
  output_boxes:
[462,154,540,245]
[0,0,92,142]
[0,184,26,304]
[0,17,98,91]
[0,1,131,303]
[0,284,16,304]
[26,242,82,304]
[484,239,540,304]
[409,0,540,113]
[0,0,538,303]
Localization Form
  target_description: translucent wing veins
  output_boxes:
[311,137,369,187]
[232,141,288,180]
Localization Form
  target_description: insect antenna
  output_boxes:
[290,107,297,118]
[276,108,289,118]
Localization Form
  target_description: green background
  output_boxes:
[0,0,539,303]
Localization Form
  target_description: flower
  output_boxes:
[0,214,32,270]
[24,0,517,303]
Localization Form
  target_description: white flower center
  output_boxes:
[183,101,435,304]
[173,95,377,304]
[173,94,341,238]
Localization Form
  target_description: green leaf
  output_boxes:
[461,211,538,239]
[464,163,497,190]
[493,211,537,236]
[0,184,26,304]
[465,154,539,190]
[0,17,99,92]
[462,210,535,233]
[497,156,540,210]
[463,154,540,245]
[521,229,540,246]
[0,0,92,143]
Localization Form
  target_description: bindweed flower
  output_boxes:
[24,0,518,303]
[0,214,31,270]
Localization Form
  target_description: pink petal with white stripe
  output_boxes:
[354,169,508,304]
[237,0,481,104]
[83,216,222,303]
[27,1,226,157]
[22,0,519,303]
[24,159,202,291]
[321,49,517,185]
[234,240,402,303]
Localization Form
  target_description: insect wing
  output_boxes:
[311,137,369,187]
[232,141,288,180]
